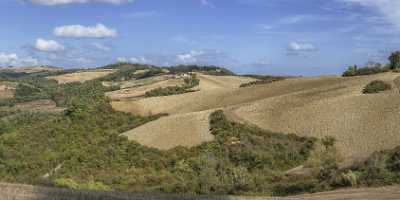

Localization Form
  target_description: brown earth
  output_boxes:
[226,72,400,165]
[122,110,214,149]
[1,182,400,200]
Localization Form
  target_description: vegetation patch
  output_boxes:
[167,65,236,76]
[145,74,200,97]
[240,75,288,88]
[342,65,389,77]
[362,80,391,94]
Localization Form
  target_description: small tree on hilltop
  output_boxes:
[389,51,400,69]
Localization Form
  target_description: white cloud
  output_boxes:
[30,0,134,6]
[342,0,400,29]
[117,57,127,63]
[54,23,117,38]
[0,53,38,66]
[35,38,65,52]
[176,51,205,63]
[288,42,317,52]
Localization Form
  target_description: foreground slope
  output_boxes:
[1,182,400,200]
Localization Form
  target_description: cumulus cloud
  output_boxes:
[35,38,65,52]
[288,42,317,52]
[54,23,117,38]
[117,49,230,66]
[29,0,134,6]
[342,0,400,29]
[0,52,38,66]
[176,51,205,63]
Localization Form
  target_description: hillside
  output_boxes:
[114,71,400,166]
[2,64,400,198]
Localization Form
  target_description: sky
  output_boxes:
[0,0,399,75]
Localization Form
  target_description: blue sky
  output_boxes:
[0,0,399,75]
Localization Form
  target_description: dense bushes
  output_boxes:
[240,75,287,87]
[145,74,200,97]
[0,76,319,196]
[167,65,235,76]
[362,80,391,94]
[342,65,389,77]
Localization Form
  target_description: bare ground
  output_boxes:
[121,110,214,149]
[225,72,400,165]
[1,182,400,200]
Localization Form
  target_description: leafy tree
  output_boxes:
[389,51,400,69]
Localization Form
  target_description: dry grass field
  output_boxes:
[1,182,400,200]
[113,72,400,165]
[122,110,214,149]
[226,72,400,165]
[47,69,115,84]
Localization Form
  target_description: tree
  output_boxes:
[389,51,400,69]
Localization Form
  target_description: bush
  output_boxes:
[342,65,389,77]
[240,75,287,87]
[362,80,391,94]
[145,74,199,97]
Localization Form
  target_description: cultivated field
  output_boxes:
[47,69,115,84]
[1,182,400,200]
[122,110,214,149]
[114,72,400,165]
[226,72,400,165]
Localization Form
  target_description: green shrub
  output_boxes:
[362,80,391,94]
[145,74,199,97]
[240,75,287,87]
[342,65,389,77]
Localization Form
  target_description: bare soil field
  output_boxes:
[122,110,214,149]
[106,78,185,100]
[226,72,400,165]
[105,75,171,89]
[1,182,400,200]
[115,72,400,164]
[47,69,115,84]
